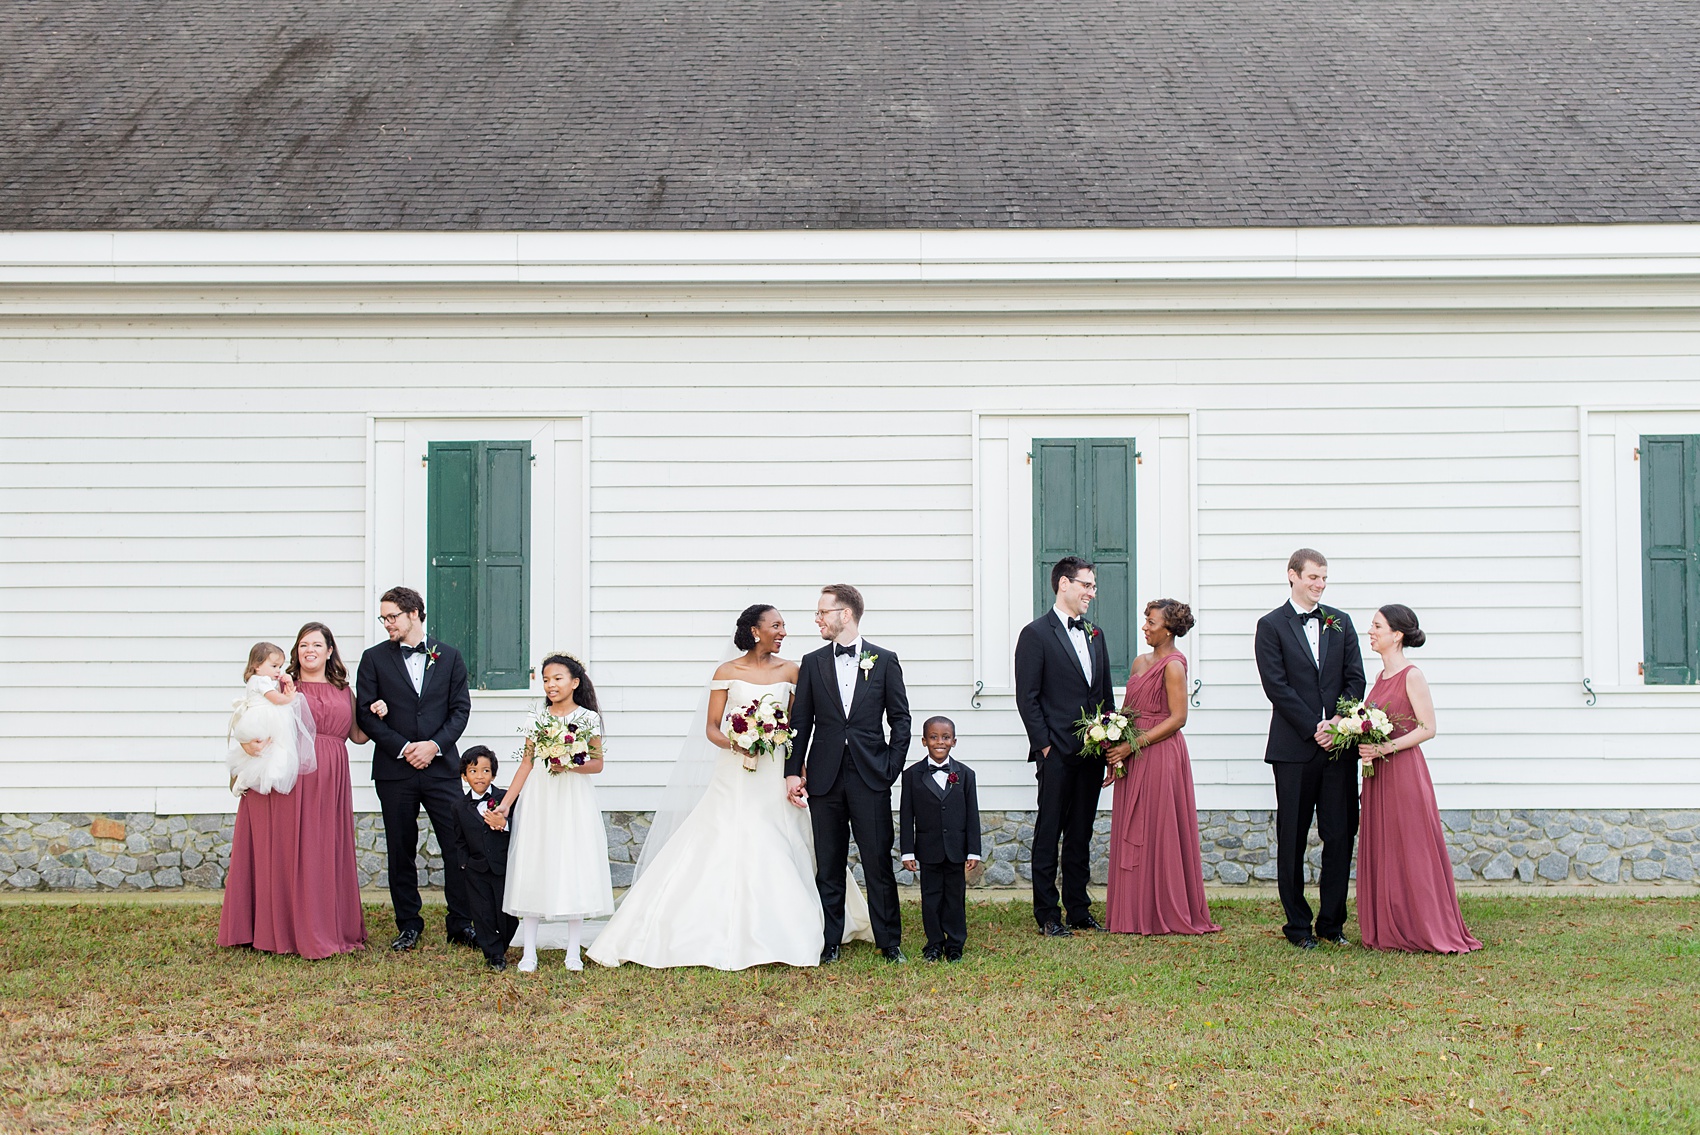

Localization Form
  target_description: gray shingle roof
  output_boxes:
[5,0,1699,229]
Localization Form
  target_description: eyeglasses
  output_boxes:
[377,613,407,625]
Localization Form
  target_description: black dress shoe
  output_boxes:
[819,944,841,964]
[1323,933,1350,947]
[1291,935,1320,950]
[922,946,943,963]
[1039,921,1074,938]
[449,926,479,949]
[944,950,963,964]
[881,946,908,964]
[1068,914,1105,932]
[390,928,421,952]
[486,958,508,972]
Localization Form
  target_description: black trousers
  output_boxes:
[463,866,520,964]
[811,759,903,951]
[1271,754,1359,942]
[375,772,473,938]
[918,858,968,955]
[1032,753,1106,926]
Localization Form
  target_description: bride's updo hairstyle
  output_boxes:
[540,651,601,715]
[733,605,777,651]
[1145,599,1196,638]
[1378,604,1426,649]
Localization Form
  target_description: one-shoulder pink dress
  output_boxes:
[1356,667,1481,954]
[1106,651,1221,935]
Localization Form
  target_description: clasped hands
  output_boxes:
[367,699,437,769]
[783,773,808,810]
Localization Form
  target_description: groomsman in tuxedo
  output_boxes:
[1014,556,1120,937]
[1254,549,1366,949]
[787,583,912,963]
[356,585,476,952]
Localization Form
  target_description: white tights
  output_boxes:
[518,916,583,971]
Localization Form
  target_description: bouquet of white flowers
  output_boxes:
[522,709,597,774]
[726,694,793,772]
[1072,704,1144,779]
[1323,697,1403,776]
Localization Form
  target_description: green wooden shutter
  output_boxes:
[1032,438,1139,687]
[426,440,531,690]
[427,442,479,681]
[1641,435,1700,685]
[477,441,531,690]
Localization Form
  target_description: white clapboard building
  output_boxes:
[3,0,1698,890]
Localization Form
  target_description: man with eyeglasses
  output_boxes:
[356,585,476,952]
[1014,556,1118,937]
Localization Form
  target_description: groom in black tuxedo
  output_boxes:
[787,583,912,963]
[1014,556,1118,936]
[355,585,476,952]
[1254,548,1366,949]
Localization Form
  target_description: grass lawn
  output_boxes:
[2,895,1696,1134]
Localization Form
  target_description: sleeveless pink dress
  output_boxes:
[1106,651,1220,935]
[219,681,366,957]
[1356,667,1481,954]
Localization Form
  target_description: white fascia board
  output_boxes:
[2,225,1700,285]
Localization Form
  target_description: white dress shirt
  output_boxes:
[833,637,861,714]
[1289,599,1322,668]
[402,642,427,694]
[1053,604,1093,683]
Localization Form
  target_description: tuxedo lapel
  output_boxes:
[1048,613,1089,683]
[1283,608,1316,672]
[819,647,847,720]
[923,761,948,798]
[386,641,419,701]
[847,643,873,719]
[417,638,436,699]
[1316,608,1332,673]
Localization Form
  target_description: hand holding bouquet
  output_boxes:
[1072,704,1144,779]
[1322,697,1405,776]
[523,710,597,774]
[726,695,793,771]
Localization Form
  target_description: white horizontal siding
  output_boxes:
[4,276,1700,814]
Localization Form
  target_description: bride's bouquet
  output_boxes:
[1322,697,1403,776]
[522,709,597,774]
[726,694,793,772]
[1072,704,1144,778]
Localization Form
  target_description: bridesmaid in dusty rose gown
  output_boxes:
[1104,600,1220,935]
[219,622,368,957]
[1355,604,1480,954]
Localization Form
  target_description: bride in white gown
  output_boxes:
[588,605,872,970]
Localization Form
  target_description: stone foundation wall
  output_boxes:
[4,809,1695,892]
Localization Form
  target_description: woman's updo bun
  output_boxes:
[1146,599,1195,638]
[1379,603,1425,649]
[733,604,777,651]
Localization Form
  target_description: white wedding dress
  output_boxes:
[587,678,873,970]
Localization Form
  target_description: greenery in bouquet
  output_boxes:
[1323,696,1412,776]
[522,709,597,774]
[727,694,792,771]
[1072,704,1144,778]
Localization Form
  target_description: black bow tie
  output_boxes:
[1299,609,1324,624]
[929,762,951,773]
[1066,617,1086,632]
[835,643,858,658]
[401,641,430,656]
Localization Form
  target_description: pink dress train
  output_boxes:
[1106,650,1220,935]
[219,680,367,957]
[1356,667,1481,954]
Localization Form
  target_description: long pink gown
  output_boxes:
[1356,667,1481,954]
[1106,650,1220,935]
[218,681,367,957]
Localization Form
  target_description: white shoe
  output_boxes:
[517,953,538,973]
[564,949,583,972]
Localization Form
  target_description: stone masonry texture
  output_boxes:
[4,810,1695,893]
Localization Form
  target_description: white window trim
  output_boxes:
[971,409,1198,699]
[1580,406,1700,698]
[367,414,590,702]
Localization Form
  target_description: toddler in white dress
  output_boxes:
[226,642,315,796]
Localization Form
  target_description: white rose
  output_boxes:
[1106,726,1122,741]
[1088,724,1107,743]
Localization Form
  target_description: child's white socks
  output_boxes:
[564,917,583,970]
[518,916,540,973]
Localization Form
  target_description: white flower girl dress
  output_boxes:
[225,676,315,795]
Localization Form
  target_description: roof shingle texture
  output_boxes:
[4,0,1699,229]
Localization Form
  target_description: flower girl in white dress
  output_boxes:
[497,653,616,972]
[226,642,315,795]
[589,606,873,971]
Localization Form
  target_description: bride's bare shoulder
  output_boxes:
[779,659,800,682]
[712,659,745,682]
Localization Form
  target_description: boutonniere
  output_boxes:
[859,650,878,680]
[1320,614,1343,635]
[1082,621,1101,640]
[946,771,960,787]
[424,644,442,667]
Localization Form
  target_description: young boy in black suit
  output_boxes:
[453,746,520,970]
[900,717,983,962]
